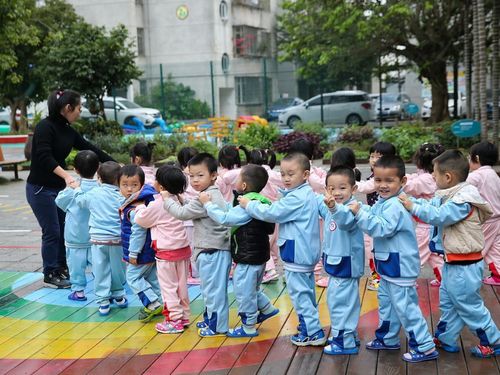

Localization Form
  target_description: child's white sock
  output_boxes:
[242,324,257,334]
[147,301,161,310]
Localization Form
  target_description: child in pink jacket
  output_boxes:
[467,141,500,286]
[216,145,242,202]
[134,165,191,334]
[404,143,445,286]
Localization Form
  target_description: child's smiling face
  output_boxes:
[373,166,406,199]
[326,174,356,204]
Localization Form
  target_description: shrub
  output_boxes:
[184,139,219,157]
[236,123,280,149]
[272,131,324,159]
[380,123,436,160]
[337,125,375,143]
[434,121,480,149]
[73,118,123,139]
[293,122,329,141]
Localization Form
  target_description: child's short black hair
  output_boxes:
[369,141,397,156]
[130,142,155,165]
[326,166,356,186]
[413,143,445,173]
[433,149,469,182]
[374,155,406,179]
[289,138,314,160]
[282,152,311,172]
[97,161,121,185]
[188,152,218,174]
[239,146,277,169]
[218,145,241,169]
[156,165,187,195]
[119,164,145,186]
[73,150,99,179]
[177,147,199,169]
[330,147,361,181]
[470,141,498,166]
[240,164,269,193]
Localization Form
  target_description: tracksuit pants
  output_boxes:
[66,246,91,292]
[126,262,161,308]
[91,244,126,305]
[157,258,190,322]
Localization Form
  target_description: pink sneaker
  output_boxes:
[483,276,500,286]
[429,279,441,287]
[156,319,184,334]
[187,277,201,285]
[315,277,329,288]
[262,270,279,284]
[181,318,190,327]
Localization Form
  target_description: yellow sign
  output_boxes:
[176,5,189,20]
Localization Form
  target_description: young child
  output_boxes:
[163,153,231,337]
[356,141,397,291]
[400,150,499,358]
[320,166,365,355]
[177,146,200,285]
[330,147,362,182]
[119,165,162,322]
[199,164,280,337]
[347,155,437,363]
[404,143,445,286]
[217,145,242,202]
[130,142,156,186]
[72,161,128,315]
[239,153,326,346]
[134,165,192,333]
[55,150,99,301]
[467,141,500,286]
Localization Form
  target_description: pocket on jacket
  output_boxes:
[279,239,295,263]
[374,251,401,278]
[323,255,351,278]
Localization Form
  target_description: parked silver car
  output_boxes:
[373,93,414,121]
[278,91,373,127]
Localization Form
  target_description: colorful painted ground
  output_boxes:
[0,271,498,375]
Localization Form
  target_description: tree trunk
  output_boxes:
[423,61,449,124]
[465,1,473,118]
[477,0,488,140]
[8,99,28,133]
[473,0,480,122]
[492,0,499,147]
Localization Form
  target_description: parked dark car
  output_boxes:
[373,93,413,121]
[266,97,303,122]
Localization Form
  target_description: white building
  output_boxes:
[66,0,298,119]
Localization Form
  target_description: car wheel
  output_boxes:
[287,116,301,128]
[345,114,363,126]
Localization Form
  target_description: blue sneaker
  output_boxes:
[470,344,500,358]
[198,326,227,337]
[327,337,361,347]
[226,326,259,338]
[291,329,327,347]
[324,343,359,355]
[434,337,460,353]
[68,291,87,301]
[256,308,280,324]
[366,338,401,350]
[114,297,128,308]
[99,304,110,316]
[402,349,439,363]
[196,320,209,329]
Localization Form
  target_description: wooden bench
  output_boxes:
[0,135,28,181]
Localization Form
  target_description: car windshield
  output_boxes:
[117,99,142,109]
[377,93,399,102]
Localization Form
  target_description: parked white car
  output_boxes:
[421,93,466,120]
[81,96,162,125]
[278,90,373,127]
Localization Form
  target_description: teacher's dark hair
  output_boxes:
[47,89,81,117]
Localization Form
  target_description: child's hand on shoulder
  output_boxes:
[324,192,336,209]
[160,190,171,200]
[198,192,211,205]
[238,196,250,208]
[398,193,413,211]
[348,201,361,215]
[129,256,138,265]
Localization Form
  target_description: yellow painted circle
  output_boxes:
[176,5,189,20]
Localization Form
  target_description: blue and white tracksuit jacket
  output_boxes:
[55,178,98,292]
[319,196,364,349]
[354,191,435,352]
[74,183,126,305]
[245,182,322,336]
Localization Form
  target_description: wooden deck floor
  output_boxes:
[0,271,498,375]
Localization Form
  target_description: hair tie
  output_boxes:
[56,90,64,100]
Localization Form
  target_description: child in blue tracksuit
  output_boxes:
[319,166,365,355]
[345,155,437,363]
[400,150,500,358]
[55,150,99,301]
[119,165,162,322]
[163,153,231,337]
[239,153,325,346]
[72,161,128,316]
[199,164,280,338]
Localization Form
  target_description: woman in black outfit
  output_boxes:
[26,89,114,288]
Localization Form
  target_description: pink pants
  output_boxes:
[156,258,190,322]
[265,224,280,273]
[416,223,443,280]
[482,219,500,280]
[364,234,374,272]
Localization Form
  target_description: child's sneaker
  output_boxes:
[262,270,279,284]
[315,277,329,288]
[402,349,439,363]
[68,291,87,301]
[138,305,163,323]
[324,343,359,355]
[290,329,327,347]
[114,297,128,308]
[470,344,500,358]
[196,320,209,329]
[99,303,111,316]
[429,279,441,287]
[227,326,259,338]
[367,272,380,291]
[181,318,190,327]
[256,308,280,324]
[198,326,227,337]
[433,337,460,353]
[483,276,500,286]
[156,320,184,334]
[366,338,400,350]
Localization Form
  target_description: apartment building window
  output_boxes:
[137,28,145,56]
[233,26,270,57]
[219,1,229,21]
[234,0,270,11]
[235,77,271,105]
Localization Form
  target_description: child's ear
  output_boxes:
[210,171,218,182]
[352,184,358,193]
[304,170,310,179]
[401,175,407,186]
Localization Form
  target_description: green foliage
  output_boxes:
[434,121,481,149]
[380,123,436,160]
[73,118,123,139]
[337,125,375,143]
[293,122,328,141]
[236,123,280,149]
[135,77,211,121]
[65,149,78,167]
[186,139,219,156]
